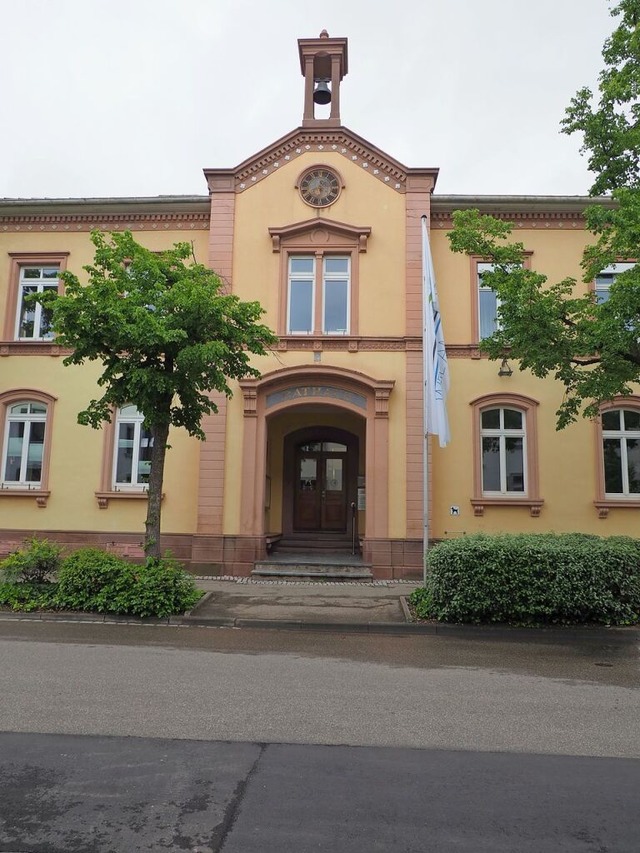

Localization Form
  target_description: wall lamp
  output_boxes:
[498,358,513,377]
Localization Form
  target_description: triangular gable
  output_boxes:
[204,126,438,196]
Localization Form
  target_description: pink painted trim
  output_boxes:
[594,394,640,512]
[0,388,57,506]
[470,392,542,513]
[4,253,69,341]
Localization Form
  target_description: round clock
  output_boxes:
[299,168,341,207]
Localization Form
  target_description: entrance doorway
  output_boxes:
[282,426,360,539]
[294,441,348,532]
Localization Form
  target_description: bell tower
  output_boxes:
[298,30,348,128]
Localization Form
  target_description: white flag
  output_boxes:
[422,216,450,447]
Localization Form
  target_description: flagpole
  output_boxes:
[422,215,430,588]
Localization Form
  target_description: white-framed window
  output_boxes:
[287,255,350,335]
[15,266,59,340]
[595,262,636,305]
[480,407,526,495]
[478,262,501,340]
[2,401,47,487]
[601,408,640,497]
[113,405,153,489]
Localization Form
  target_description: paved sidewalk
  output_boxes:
[187,578,420,630]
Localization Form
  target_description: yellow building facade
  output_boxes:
[0,33,637,578]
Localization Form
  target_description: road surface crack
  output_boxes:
[210,743,267,852]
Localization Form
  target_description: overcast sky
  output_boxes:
[0,0,616,199]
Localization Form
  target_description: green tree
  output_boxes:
[42,230,277,558]
[448,0,640,428]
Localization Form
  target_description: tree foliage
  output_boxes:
[448,0,640,428]
[42,230,277,555]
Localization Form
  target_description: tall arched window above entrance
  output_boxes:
[269,218,370,337]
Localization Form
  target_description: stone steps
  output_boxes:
[252,559,372,580]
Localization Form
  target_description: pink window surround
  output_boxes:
[269,217,370,338]
[3,252,69,351]
[0,388,57,507]
[470,392,543,517]
[95,409,164,509]
[594,395,640,518]
[238,366,394,540]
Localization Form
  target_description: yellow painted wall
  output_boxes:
[232,152,407,337]
[0,228,208,534]
[429,224,640,541]
[430,227,595,345]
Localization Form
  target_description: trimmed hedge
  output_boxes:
[55,549,201,617]
[411,533,640,625]
[0,542,201,618]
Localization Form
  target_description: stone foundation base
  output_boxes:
[0,530,425,580]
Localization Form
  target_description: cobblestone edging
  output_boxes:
[193,576,419,587]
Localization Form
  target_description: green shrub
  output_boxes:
[408,586,434,619]
[416,533,640,625]
[0,581,58,611]
[55,548,136,613]
[0,538,62,585]
[55,548,201,617]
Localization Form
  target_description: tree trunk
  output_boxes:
[144,420,170,559]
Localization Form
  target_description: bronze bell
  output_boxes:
[313,80,331,105]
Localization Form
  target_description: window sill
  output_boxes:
[0,341,71,357]
[594,499,640,519]
[471,498,544,517]
[0,488,50,507]
[95,490,163,509]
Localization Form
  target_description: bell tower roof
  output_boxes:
[297,31,348,128]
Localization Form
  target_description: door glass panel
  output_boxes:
[325,458,343,491]
[299,442,322,452]
[323,442,347,452]
[299,457,317,491]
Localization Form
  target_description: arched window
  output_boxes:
[113,405,153,489]
[601,408,640,497]
[470,393,542,517]
[0,390,56,505]
[2,401,47,486]
[480,406,526,495]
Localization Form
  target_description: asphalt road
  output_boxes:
[1,732,639,852]
[0,620,638,851]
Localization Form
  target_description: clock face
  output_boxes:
[299,168,341,207]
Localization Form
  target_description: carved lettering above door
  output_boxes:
[265,385,367,409]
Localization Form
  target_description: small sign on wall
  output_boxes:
[450,505,460,516]
[357,488,366,510]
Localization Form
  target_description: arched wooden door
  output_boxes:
[282,427,359,537]
[294,440,349,532]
